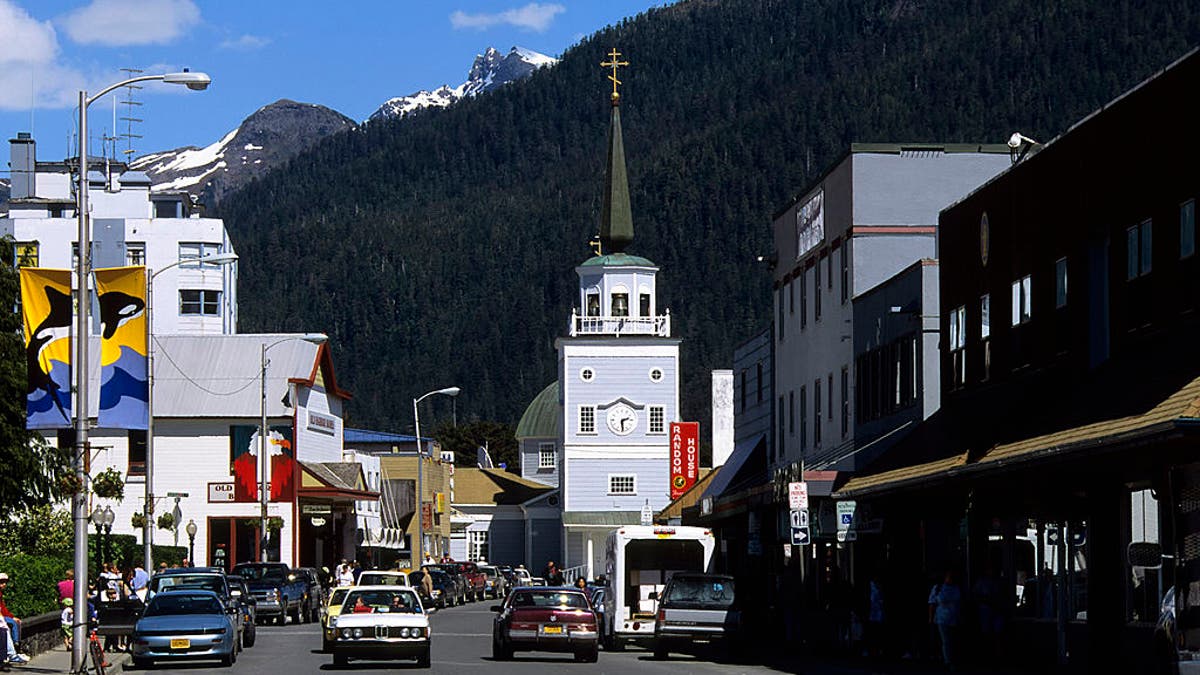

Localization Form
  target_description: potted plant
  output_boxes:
[157,512,176,532]
[131,512,147,529]
[92,468,125,501]
[267,516,284,532]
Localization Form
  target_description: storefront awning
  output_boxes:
[836,372,1200,499]
[702,434,766,500]
[299,461,379,501]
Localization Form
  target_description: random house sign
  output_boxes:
[307,410,337,435]
[795,188,825,261]
[669,422,700,500]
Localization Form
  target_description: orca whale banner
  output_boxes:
[20,268,74,429]
[95,266,149,430]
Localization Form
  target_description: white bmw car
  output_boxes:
[330,586,431,668]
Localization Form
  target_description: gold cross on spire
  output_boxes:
[600,48,629,104]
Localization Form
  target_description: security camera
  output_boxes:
[1007,132,1039,149]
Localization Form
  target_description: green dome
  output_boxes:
[579,252,657,268]
[515,382,560,439]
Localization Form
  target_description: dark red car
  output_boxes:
[445,560,486,602]
[491,587,599,662]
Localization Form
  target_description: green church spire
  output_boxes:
[599,49,633,253]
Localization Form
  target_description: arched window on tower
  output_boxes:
[612,291,629,317]
[639,292,651,316]
[586,292,600,316]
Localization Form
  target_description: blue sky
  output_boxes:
[0,0,664,164]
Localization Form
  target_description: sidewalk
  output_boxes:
[23,645,131,674]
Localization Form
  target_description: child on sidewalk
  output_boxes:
[61,598,74,650]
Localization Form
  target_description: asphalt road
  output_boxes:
[122,602,784,675]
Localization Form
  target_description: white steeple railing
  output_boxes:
[569,309,671,337]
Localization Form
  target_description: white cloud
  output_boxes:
[61,0,200,47]
[219,34,270,51]
[0,0,85,110]
[450,2,564,32]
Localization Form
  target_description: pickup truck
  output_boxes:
[446,560,487,602]
[232,562,310,625]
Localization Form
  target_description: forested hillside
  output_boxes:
[218,0,1200,432]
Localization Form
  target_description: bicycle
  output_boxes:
[68,620,110,675]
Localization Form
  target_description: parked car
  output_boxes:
[491,587,599,662]
[226,575,257,648]
[590,587,607,644]
[330,586,431,667]
[147,569,243,648]
[131,590,240,668]
[293,567,325,622]
[428,564,470,605]
[446,561,487,601]
[425,568,460,608]
[322,586,353,652]
[478,565,508,599]
[512,567,533,586]
[231,562,309,625]
[651,573,741,661]
[530,577,547,587]
[498,566,519,592]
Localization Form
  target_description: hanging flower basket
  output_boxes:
[92,468,125,501]
[59,472,84,496]
[267,516,285,532]
[157,512,176,532]
[131,512,147,529]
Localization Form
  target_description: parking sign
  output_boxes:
[788,482,808,510]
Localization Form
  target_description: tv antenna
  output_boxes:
[118,67,145,160]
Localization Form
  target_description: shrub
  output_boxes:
[0,553,72,617]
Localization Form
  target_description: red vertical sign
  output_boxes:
[669,422,700,499]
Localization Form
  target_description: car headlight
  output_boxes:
[341,628,352,639]
[352,628,363,638]
[399,627,411,638]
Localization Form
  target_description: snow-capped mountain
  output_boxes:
[130,99,355,205]
[369,46,556,122]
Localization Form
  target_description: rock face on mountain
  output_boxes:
[129,99,356,206]
[369,46,556,122]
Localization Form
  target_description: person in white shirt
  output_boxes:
[336,560,355,587]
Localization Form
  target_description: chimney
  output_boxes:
[9,132,36,199]
[711,369,734,467]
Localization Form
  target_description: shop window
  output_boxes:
[1182,200,1196,259]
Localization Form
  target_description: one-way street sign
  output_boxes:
[791,525,810,546]
[790,509,809,528]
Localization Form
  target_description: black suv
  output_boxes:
[226,574,258,648]
[293,567,324,622]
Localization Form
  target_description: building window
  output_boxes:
[740,370,747,412]
[580,367,595,382]
[639,293,651,316]
[126,243,146,266]
[1011,275,1032,326]
[827,373,833,420]
[800,272,808,329]
[980,294,991,381]
[154,200,182,219]
[179,289,221,315]
[71,242,79,271]
[608,474,636,495]
[777,290,785,341]
[778,396,786,458]
[468,530,489,562]
[538,443,556,469]
[841,367,849,438]
[13,242,39,267]
[814,266,822,322]
[788,390,795,435]
[648,367,664,383]
[128,430,147,477]
[578,406,596,434]
[799,386,807,452]
[813,379,822,448]
[827,248,834,289]
[840,244,849,304]
[648,405,665,434]
[950,304,966,386]
[756,363,763,403]
[586,292,600,316]
[1127,220,1153,279]
[612,292,629,317]
[179,242,223,268]
[1055,257,1068,308]
[1181,200,1195,259]
[788,279,794,315]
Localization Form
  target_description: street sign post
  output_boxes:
[791,525,810,546]
[788,482,808,510]
[790,509,809,529]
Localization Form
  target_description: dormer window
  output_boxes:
[612,292,629,317]
[586,292,600,316]
[154,200,182,219]
[639,293,651,316]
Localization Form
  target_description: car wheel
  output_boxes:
[244,626,256,648]
[333,653,348,667]
[220,650,235,667]
[492,636,511,661]
[322,637,333,653]
[417,647,431,668]
[575,648,598,662]
[277,612,287,626]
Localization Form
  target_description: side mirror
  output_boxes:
[648,591,658,600]
[1128,541,1164,568]
[490,605,502,612]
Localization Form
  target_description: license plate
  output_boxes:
[170,639,190,649]
[541,625,563,635]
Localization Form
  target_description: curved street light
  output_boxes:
[72,70,211,672]
[414,386,460,565]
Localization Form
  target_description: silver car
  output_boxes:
[131,590,239,668]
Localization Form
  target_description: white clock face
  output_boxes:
[606,403,638,436]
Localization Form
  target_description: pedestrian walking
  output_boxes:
[131,565,149,602]
[928,570,962,670]
[352,560,363,584]
[60,598,74,650]
[57,569,75,604]
[543,561,564,586]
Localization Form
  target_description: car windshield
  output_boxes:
[329,588,350,607]
[149,574,224,595]
[510,591,589,609]
[144,593,223,617]
[358,573,404,586]
[663,577,736,608]
[344,590,422,614]
[231,564,287,582]
[479,567,497,577]
[427,570,450,585]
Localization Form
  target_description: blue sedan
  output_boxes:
[131,590,239,668]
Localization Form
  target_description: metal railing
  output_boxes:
[569,309,671,337]
[561,564,589,584]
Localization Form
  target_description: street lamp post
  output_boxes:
[259,334,327,562]
[413,386,460,565]
[144,252,237,575]
[186,519,198,565]
[72,69,211,671]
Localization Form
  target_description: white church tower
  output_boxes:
[557,55,681,578]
